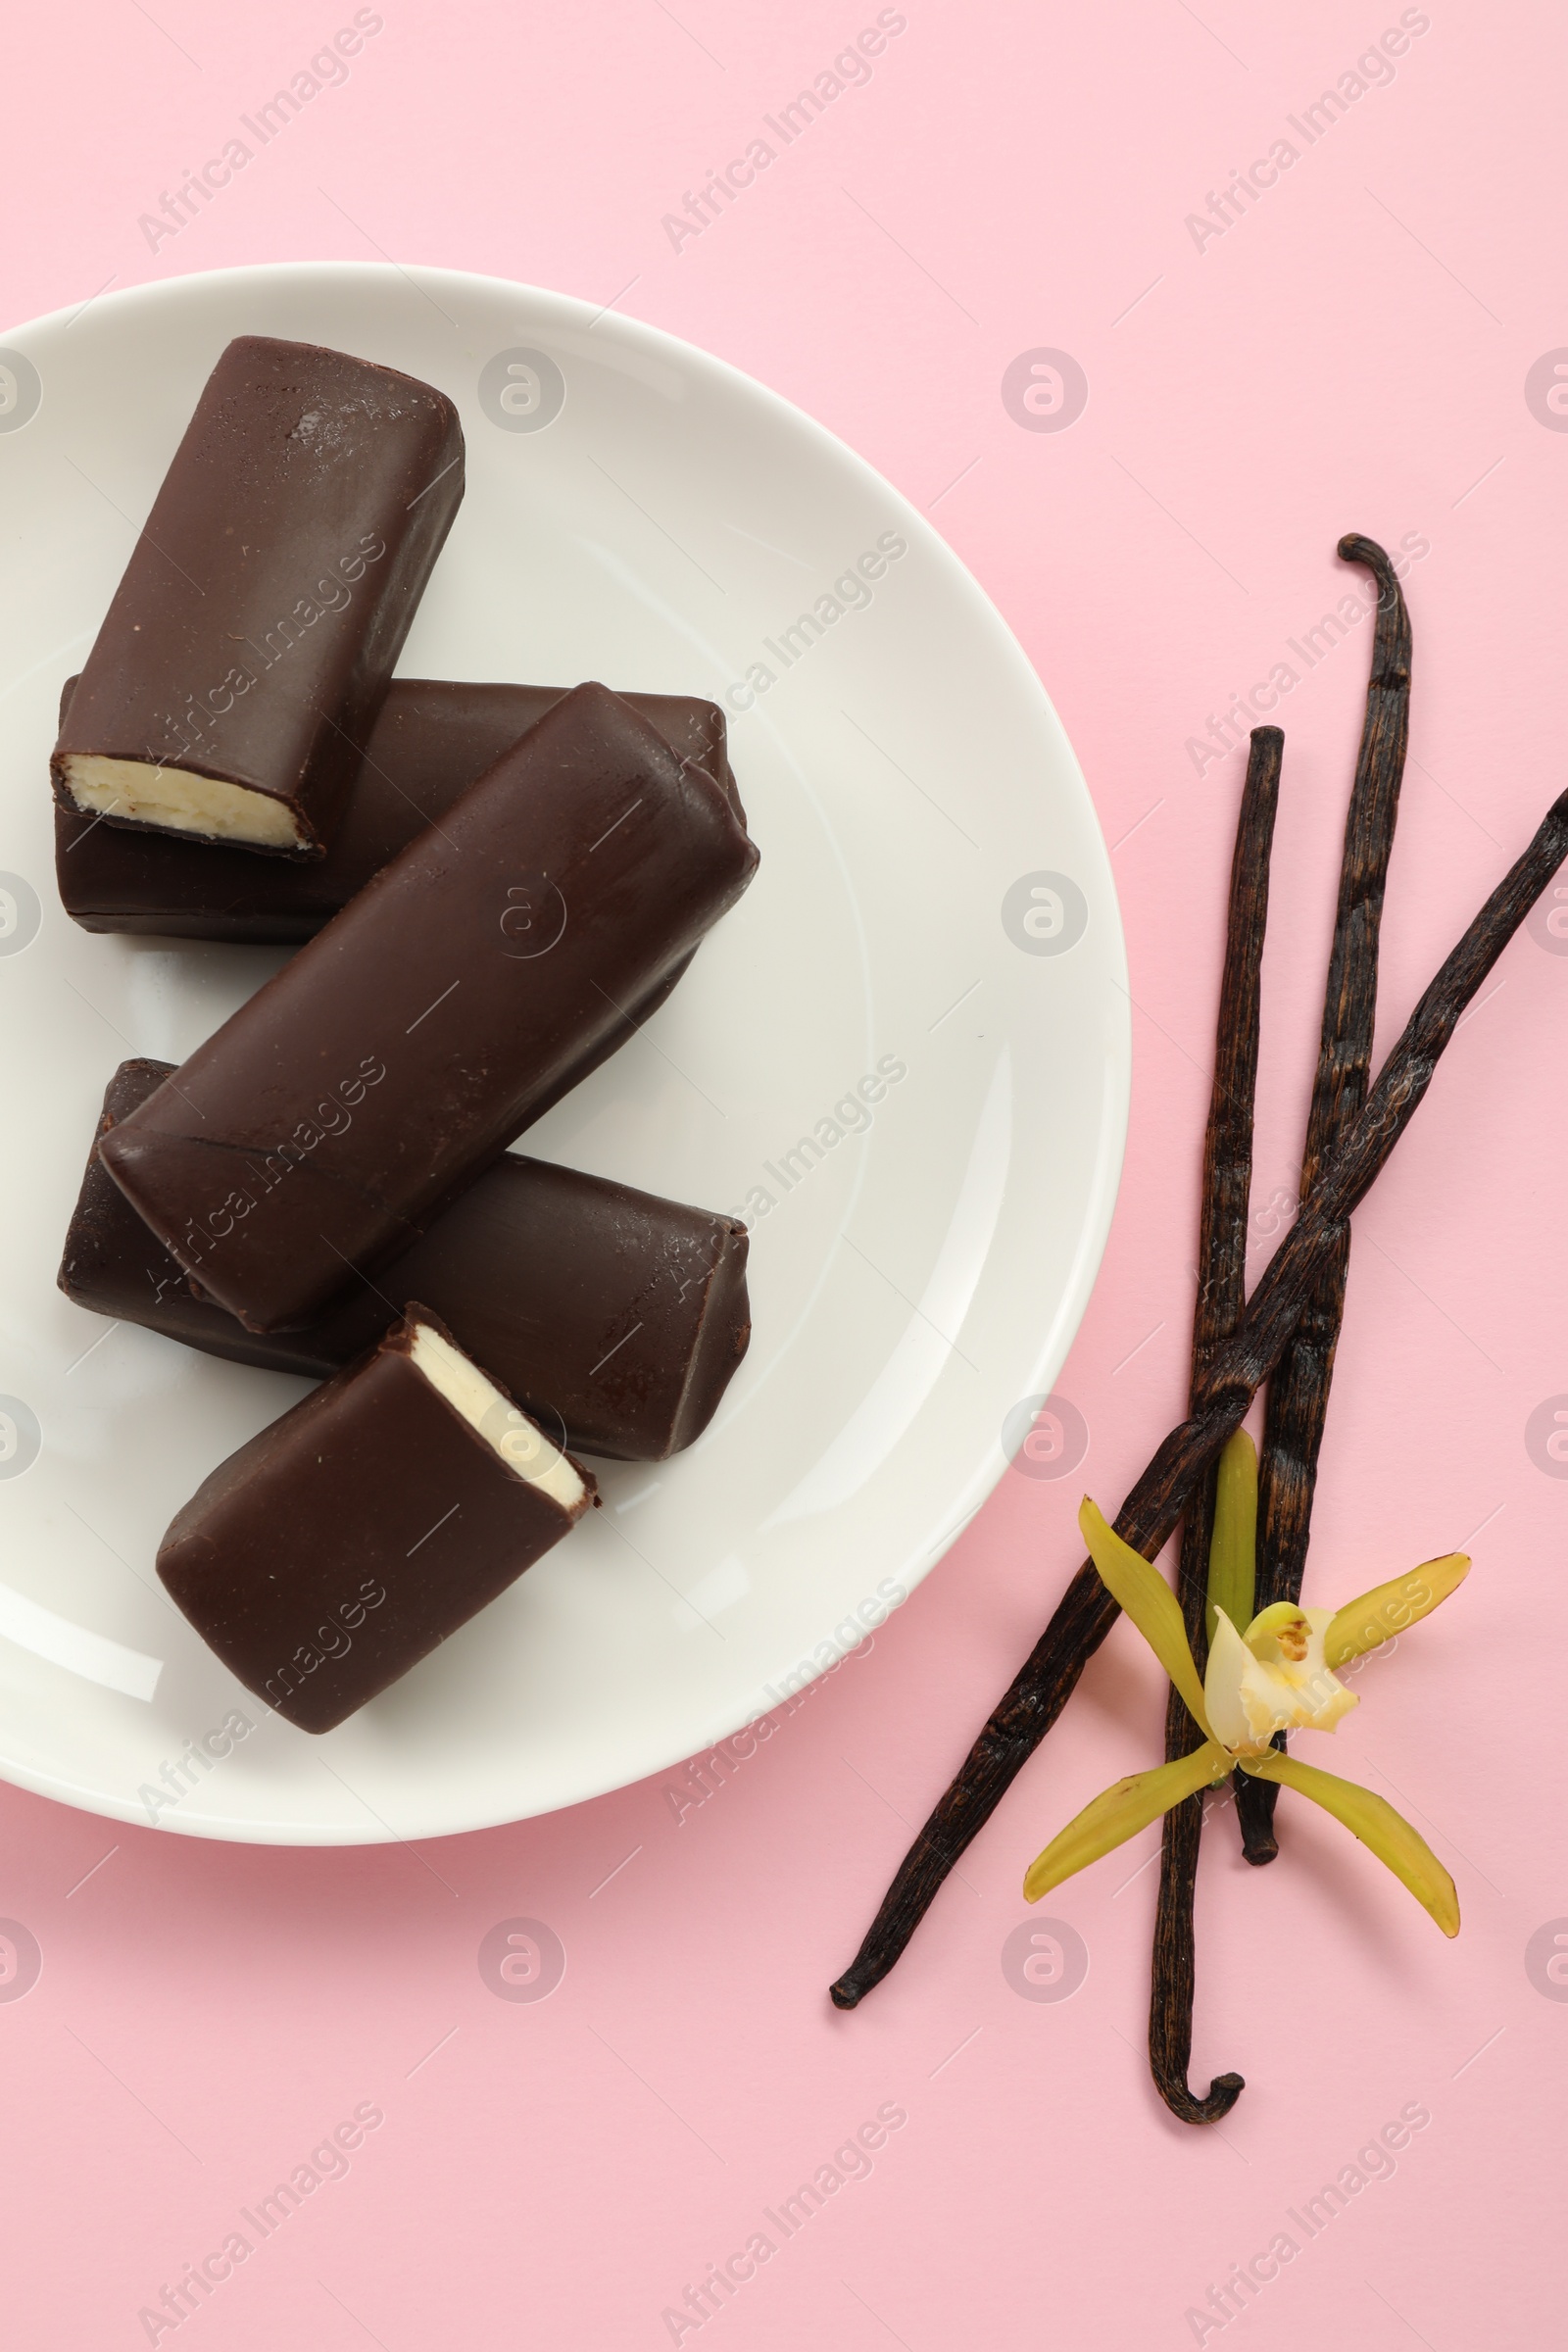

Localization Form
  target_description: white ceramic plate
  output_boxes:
[0,264,1128,1842]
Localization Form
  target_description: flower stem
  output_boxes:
[1203,1431,1257,1648]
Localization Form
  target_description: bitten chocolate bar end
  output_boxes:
[52,336,465,858]
[158,1308,597,1733]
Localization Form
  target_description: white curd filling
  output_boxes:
[409,1322,585,1513]
[62,753,306,850]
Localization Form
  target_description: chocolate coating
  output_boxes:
[52,336,465,857]
[157,1308,596,1734]
[99,683,760,1332]
[63,1059,752,1460]
[54,676,741,942]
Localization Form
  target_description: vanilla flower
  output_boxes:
[1022,1438,1468,1936]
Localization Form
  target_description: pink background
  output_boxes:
[4,1,1566,2344]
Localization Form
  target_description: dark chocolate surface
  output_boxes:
[157,1308,596,1733]
[55,676,740,941]
[100,683,760,1332]
[63,1060,752,1459]
[52,337,465,856]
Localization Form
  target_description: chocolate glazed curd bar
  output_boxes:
[158,1308,598,1733]
[99,682,760,1333]
[52,336,465,858]
[63,1059,753,1460]
[54,676,742,942]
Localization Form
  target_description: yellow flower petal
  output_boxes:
[1204,1428,1257,1650]
[1202,1608,1264,1751]
[1023,1743,1232,1902]
[1239,1749,1459,1936]
[1079,1498,1214,1740]
[1324,1554,1470,1668]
